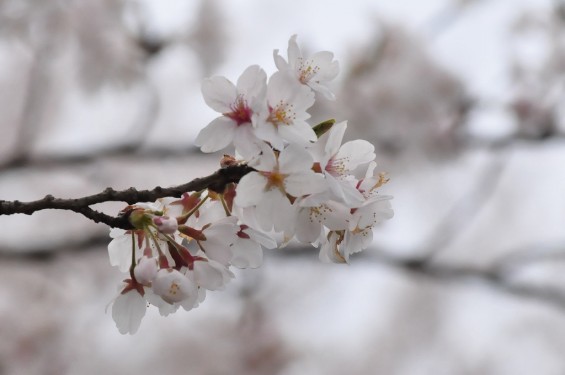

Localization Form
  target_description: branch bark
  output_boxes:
[0,164,254,230]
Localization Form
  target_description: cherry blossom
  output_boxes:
[235,143,327,232]
[255,71,316,150]
[107,35,394,334]
[309,120,375,207]
[195,65,267,158]
[274,34,340,100]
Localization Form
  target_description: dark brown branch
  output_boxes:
[0,164,254,230]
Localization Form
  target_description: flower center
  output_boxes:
[226,95,252,126]
[268,101,296,126]
[262,171,287,191]
[169,281,180,296]
[297,57,320,84]
[325,156,349,176]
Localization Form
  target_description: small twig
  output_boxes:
[0,164,254,230]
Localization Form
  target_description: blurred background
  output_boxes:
[1,0,565,374]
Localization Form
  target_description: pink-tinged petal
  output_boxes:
[195,117,236,152]
[111,290,147,335]
[235,172,267,207]
[278,144,314,174]
[201,76,237,113]
[236,65,267,99]
[335,140,375,171]
[284,171,326,197]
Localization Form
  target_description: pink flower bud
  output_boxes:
[153,215,178,234]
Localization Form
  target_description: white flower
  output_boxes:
[255,72,316,150]
[319,196,394,264]
[195,65,267,158]
[274,35,339,100]
[293,199,350,244]
[152,268,198,306]
[309,121,375,207]
[111,289,147,335]
[235,143,327,232]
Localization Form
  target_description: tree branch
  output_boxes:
[0,164,254,230]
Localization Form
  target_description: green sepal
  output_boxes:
[313,119,336,138]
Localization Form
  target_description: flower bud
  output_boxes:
[134,256,158,285]
[153,215,178,234]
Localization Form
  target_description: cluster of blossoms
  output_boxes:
[108,35,394,334]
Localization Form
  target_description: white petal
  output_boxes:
[254,190,293,232]
[255,121,285,151]
[237,65,267,99]
[108,232,133,273]
[324,121,347,158]
[273,49,288,71]
[309,82,336,100]
[309,51,339,81]
[235,172,267,207]
[111,290,147,335]
[278,121,316,146]
[230,238,263,268]
[278,144,314,174]
[287,34,301,69]
[249,141,277,171]
[245,227,277,249]
[232,125,262,160]
[202,76,237,113]
[336,140,375,171]
[284,171,327,197]
[145,290,179,316]
[326,173,365,207]
[202,220,238,266]
[193,260,233,290]
[195,117,236,153]
[295,208,323,244]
